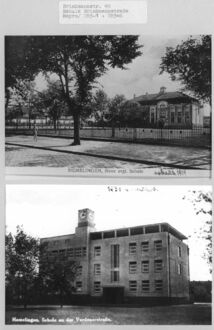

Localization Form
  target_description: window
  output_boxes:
[77,266,82,276]
[177,110,182,124]
[94,264,101,276]
[111,270,120,282]
[94,246,101,257]
[142,280,150,292]
[129,261,137,274]
[141,241,149,253]
[129,242,137,256]
[178,246,181,257]
[154,260,163,272]
[129,281,137,292]
[82,247,87,256]
[155,280,163,291]
[141,260,149,273]
[171,111,175,124]
[76,281,82,292]
[94,281,101,293]
[67,248,74,257]
[75,247,82,257]
[178,264,182,275]
[65,239,71,244]
[111,244,119,268]
[154,240,162,251]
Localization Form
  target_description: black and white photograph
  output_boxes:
[5,35,211,177]
[5,185,212,325]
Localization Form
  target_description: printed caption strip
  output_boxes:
[59,1,147,24]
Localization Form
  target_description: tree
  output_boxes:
[90,89,110,126]
[6,36,142,145]
[160,35,211,104]
[39,256,79,307]
[5,226,40,307]
[107,94,126,136]
[183,190,212,273]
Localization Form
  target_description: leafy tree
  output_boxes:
[90,89,110,126]
[107,94,126,136]
[6,36,142,144]
[183,190,212,273]
[39,256,79,307]
[160,35,211,104]
[5,226,40,308]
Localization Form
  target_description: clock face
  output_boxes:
[79,210,87,220]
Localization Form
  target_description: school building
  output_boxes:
[40,208,190,304]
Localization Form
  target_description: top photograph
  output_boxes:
[5,35,211,177]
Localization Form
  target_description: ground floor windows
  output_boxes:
[129,280,137,292]
[155,280,163,291]
[94,281,101,294]
[76,281,82,292]
[142,280,150,292]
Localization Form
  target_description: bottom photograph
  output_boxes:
[5,185,212,325]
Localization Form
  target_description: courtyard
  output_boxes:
[5,135,211,172]
[6,303,212,325]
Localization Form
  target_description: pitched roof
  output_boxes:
[132,91,198,104]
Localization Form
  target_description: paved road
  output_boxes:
[5,135,211,171]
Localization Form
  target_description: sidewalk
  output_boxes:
[6,135,211,170]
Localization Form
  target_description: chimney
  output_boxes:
[160,86,166,94]
[133,94,136,99]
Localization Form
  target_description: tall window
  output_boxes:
[94,264,101,276]
[142,280,150,292]
[155,280,163,291]
[94,246,101,257]
[141,241,149,253]
[129,281,137,292]
[141,260,149,273]
[129,242,137,256]
[154,240,162,251]
[154,260,163,272]
[129,261,137,274]
[178,264,182,275]
[111,244,120,282]
[178,246,181,257]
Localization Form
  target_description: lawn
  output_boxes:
[6,303,212,325]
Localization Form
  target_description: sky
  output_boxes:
[6,184,212,281]
[34,34,210,115]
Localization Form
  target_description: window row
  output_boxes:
[93,240,165,258]
[130,260,163,273]
[49,246,87,258]
[129,280,163,292]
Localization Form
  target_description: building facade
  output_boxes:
[40,209,190,304]
[130,87,203,128]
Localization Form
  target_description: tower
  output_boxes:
[75,208,95,236]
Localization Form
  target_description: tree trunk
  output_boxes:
[72,112,81,145]
[54,119,57,132]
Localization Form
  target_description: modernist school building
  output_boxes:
[40,209,190,304]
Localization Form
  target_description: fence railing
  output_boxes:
[6,126,211,147]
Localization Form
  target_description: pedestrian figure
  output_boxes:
[33,124,38,142]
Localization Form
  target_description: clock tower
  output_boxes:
[77,208,95,229]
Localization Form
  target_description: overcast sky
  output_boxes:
[6,184,212,281]
[35,34,210,114]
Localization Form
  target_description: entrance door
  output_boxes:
[103,287,124,304]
